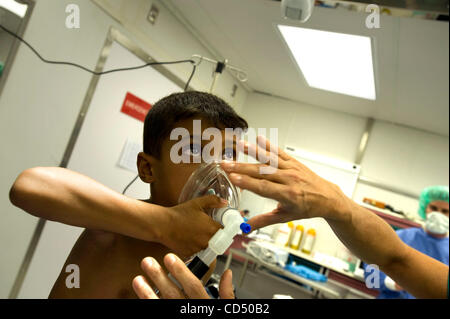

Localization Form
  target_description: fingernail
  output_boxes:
[167,254,176,266]
[144,257,154,267]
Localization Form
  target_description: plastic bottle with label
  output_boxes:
[275,222,294,247]
[301,228,316,254]
[290,224,304,250]
[286,222,295,247]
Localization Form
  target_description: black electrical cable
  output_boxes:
[184,64,196,91]
[0,23,198,194]
[0,24,196,91]
[122,175,139,195]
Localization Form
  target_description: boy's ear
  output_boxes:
[137,152,156,183]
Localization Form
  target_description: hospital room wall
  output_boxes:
[0,0,247,298]
[241,92,449,220]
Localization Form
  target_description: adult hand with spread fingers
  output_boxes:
[220,136,449,299]
[220,136,351,230]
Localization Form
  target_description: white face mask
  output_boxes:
[425,211,449,236]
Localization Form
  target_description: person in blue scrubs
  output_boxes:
[365,186,449,299]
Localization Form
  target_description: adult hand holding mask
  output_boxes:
[220,136,350,229]
[220,137,449,299]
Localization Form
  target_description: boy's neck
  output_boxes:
[143,195,174,207]
[148,186,178,207]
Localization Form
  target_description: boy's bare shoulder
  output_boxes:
[84,228,117,247]
[49,229,171,298]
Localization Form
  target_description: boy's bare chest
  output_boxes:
[50,231,171,298]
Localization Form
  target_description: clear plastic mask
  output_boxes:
[178,161,240,217]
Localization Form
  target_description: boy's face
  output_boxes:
[138,117,239,207]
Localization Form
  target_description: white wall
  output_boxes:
[241,93,368,162]
[0,0,248,298]
[240,92,449,256]
[354,121,449,219]
[360,121,449,192]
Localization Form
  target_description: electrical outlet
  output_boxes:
[147,4,159,25]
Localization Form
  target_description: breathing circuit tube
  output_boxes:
[187,206,251,279]
[176,162,252,279]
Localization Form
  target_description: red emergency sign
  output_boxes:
[120,92,152,122]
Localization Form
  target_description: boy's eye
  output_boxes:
[223,148,235,160]
[184,143,202,157]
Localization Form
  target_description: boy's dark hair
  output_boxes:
[143,91,248,158]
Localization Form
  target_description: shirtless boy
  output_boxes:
[9,91,248,298]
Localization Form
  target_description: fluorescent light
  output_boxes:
[278,25,376,100]
[0,0,28,18]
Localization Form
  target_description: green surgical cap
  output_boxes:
[418,185,449,220]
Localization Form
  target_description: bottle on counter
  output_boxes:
[275,222,294,247]
[286,222,295,247]
[290,224,304,250]
[301,228,316,254]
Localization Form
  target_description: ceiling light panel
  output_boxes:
[278,25,376,100]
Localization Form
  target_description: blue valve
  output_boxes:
[240,222,251,234]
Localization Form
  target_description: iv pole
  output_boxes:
[191,54,248,93]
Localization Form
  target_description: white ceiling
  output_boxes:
[167,0,449,136]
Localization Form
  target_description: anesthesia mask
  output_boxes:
[178,161,251,279]
[425,211,449,236]
[179,161,249,230]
